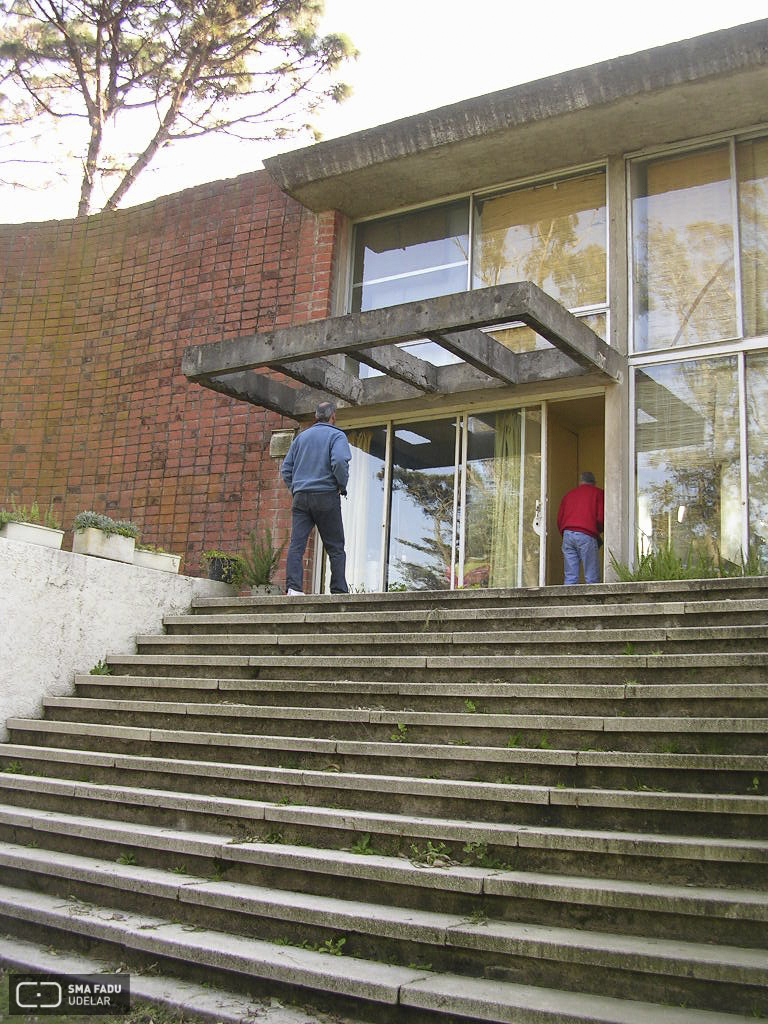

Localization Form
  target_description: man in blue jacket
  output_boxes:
[281,401,351,595]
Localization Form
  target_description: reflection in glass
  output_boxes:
[386,419,458,591]
[335,426,387,593]
[351,201,469,313]
[632,146,736,351]
[738,137,768,339]
[635,358,741,565]
[464,409,541,588]
[746,352,768,571]
[473,171,606,307]
[487,312,607,354]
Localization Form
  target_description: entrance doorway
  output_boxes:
[326,396,604,593]
[545,396,606,585]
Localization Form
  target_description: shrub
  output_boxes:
[72,511,139,539]
[240,527,286,587]
[609,542,765,582]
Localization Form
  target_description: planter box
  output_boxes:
[134,549,181,574]
[0,521,64,550]
[73,527,135,564]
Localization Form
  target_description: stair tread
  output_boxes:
[0,883,762,1023]
[1,774,766,858]
[2,841,766,980]
[2,804,766,914]
[1,744,766,812]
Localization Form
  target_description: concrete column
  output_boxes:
[603,155,631,579]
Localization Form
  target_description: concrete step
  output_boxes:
[102,650,768,685]
[1,884,761,1024]
[2,740,766,837]
[0,935,353,1024]
[72,673,768,716]
[1,772,767,887]
[133,624,768,658]
[191,577,768,616]
[166,598,768,635]
[2,804,765,944]
[31,696,768,757]
[1,841,766,1014]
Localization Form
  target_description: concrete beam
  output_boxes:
[357,345,439,392]
[428,328,518,385]
[274,357,363,405]
[201,371,321,421]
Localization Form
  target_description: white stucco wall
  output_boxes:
[0,537,232,740]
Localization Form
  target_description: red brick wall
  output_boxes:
[0,170,340,582]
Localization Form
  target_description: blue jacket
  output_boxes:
[281,421,351,494]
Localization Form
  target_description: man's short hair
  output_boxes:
[315,401,336,422]
[580,471,596,485]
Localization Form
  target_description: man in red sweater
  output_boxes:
[557,471,604,584]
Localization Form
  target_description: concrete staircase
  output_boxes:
[1,577,767,1023]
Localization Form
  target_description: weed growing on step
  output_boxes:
[747,777,762,793]
[506,733,523,748]
[537,734,551,749]
[461,841,513,871]
[265,830,285,844]
[408,840,454,868]
[349,833,384,856]
[407,961,433,971]
[451,737,470,746]
[208,858,229,881]
[277,935,347,956]
[89,658,113,675]
[420,607,445,632]
[390,722,409,743]
[622,642,636,656]
[464,698,477,713]
[116,852,137,865]
[169,863,189,875]
[1,760,24,774]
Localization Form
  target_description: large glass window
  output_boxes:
[746,351,768,571]
[473,171,606,306]
[339,426,388,592]
[631,146,737,352]
[351,201,469,313]
[635,357,742,565]
[739,137,768,339]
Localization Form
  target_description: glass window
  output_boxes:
[351,201,469,313]
[386,418,459,591]
[631,146,737,351]
[746,351,768,572]
[336,426,388,593]
[635,357,742,565]
[487,311,607,354]
[738,137,768,339]
[473,171,607,308]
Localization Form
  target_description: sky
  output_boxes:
[2,0,768,223]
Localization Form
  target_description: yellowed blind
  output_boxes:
[473,171,606,307]
[738,137,768,338]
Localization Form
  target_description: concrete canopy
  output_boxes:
[182,282,624,421]
[264,20,768,219]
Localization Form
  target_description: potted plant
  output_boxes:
[133,543,182,574]
[72,511,139,563]
[0,498,64,550]
[240,526,286,594]
[202,549,246,588]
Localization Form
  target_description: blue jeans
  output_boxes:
[286,490,348,594]
[562,529,600,585]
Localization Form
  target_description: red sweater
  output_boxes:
[557,483,604,539]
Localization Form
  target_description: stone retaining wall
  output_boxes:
[0,537,230,739]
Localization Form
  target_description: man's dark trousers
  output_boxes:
[286,490,348,594]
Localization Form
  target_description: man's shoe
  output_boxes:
[287,588,305,596]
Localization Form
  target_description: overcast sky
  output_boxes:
[3,0,767,222]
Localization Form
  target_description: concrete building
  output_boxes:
[2,18,767,592]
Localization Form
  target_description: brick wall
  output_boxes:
[0,170,340,583]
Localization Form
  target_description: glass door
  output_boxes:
[462,409,542,589]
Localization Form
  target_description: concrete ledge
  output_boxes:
[0,538,230,740]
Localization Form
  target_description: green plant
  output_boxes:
[1,760,23,774]
[89,659,113,675]
[0,497,46,526]
[349,833,382,856]
[506,732,523,748]
[464,698,477,713]
[240,526,287,586]
[135,542,170,554]
[390,722,409,743]
[201,549,246,588]
[622,642,636,656]
[409,840,453,867]
[747,777,761,793]
[73,510,139,539]
[387,582,407,592]
[116,852,136,865]
[537,733,551,749]
[169,863,188,875]
[461,841,513,870]
[609,541,765,582]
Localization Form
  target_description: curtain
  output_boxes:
[489,410,521,587]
